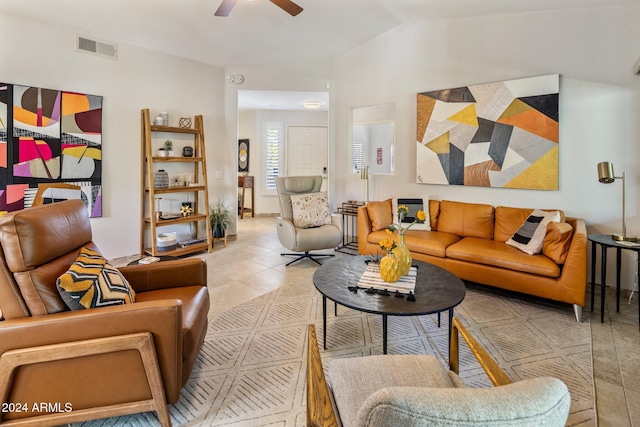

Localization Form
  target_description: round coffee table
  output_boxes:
[313,256,466,354]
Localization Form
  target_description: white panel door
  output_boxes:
[287,126,328,191]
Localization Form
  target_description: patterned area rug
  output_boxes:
[80,275,595,427]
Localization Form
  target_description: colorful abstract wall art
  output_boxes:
[0,84,102,216]
[416,74,559,190]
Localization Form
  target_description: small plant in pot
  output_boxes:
[164,140,174,156]
[209,199,232,238]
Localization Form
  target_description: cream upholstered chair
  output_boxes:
[307,318,571,427]
[275,176,342,266]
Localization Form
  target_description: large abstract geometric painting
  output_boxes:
[0,83,102,217]
[416,74,559,190]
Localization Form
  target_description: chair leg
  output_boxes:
[281,251,335,266]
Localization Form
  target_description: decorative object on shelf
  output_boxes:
[157,148,167,157]
[182,146,194,157]
[209,199,232,239]
[179,117,192,128]
[154,170,169,188]
[169,174,184,187]
[238,139,249,172]
[160,110,168,126]
[417,74,559,190]
[156,232,177,252]
[379,238,401,282]
[153,115,163,126]
[163,140,174,156]
[155,197,162,218]
[180,204,192,217]
[387,204,426,276]
[597,161,637,242]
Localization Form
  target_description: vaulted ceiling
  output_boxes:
[2,0,638,69]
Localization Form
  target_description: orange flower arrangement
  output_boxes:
[387,204,427,236]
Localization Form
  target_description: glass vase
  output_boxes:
[393,234,412,276]
[379,252,401,283]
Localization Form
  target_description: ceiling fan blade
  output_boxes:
[269,0,303,16]
[215,0,238,17]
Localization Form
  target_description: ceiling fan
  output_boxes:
[215,0,303,17]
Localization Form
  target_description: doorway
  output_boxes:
[287,125,328,191]
[236,90,330,221]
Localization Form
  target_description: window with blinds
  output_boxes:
[352,137,363,173]
[264,121,283,193]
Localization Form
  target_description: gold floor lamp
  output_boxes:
[597,161,637,242]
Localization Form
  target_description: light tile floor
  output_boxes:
[119,215,640,426]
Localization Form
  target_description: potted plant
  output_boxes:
[209,199,232,238]
[164,139,174,156]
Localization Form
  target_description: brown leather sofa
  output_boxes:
[0,200,209,425]
[358,199,587,322]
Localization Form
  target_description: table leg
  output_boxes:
[437,312,441,327]
[334,301,337,316]
[616,247,621,313]
[322,296,327,350]
[601,246,607,323]
[382,315,388,354]
[448,308,454,361]
[591,241,596,312]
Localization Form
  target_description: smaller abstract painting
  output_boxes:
[416,74,559,190]
[238,139,249,172]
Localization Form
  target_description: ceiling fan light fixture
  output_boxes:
[303,100,322,109]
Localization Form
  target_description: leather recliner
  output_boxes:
[0,200,209,426]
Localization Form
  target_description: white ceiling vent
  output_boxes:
[77,36,117,60]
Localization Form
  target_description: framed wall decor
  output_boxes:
[0,83,102,216]
[238,138,249,172]
[416,74,559,190]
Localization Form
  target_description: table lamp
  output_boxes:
[597,161,637,242]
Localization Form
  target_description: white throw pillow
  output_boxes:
[290,192,332,228]
[506,209,561,255]
[392,196,431,231]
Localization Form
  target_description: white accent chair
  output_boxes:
[275,176,342,266]
[307,318,571,427]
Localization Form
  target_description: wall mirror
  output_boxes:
[351,103,395,175]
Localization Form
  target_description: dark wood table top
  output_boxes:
[313,256,466,316]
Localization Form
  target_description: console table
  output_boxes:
[588,234,640,324]
[238,175,254,219]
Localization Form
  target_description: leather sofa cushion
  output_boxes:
[542,222,574,265]
[366,199,393,231]
[494,206,566,243]
[446,238,561,278]
[437,201,494,240]
[368,230,460,258]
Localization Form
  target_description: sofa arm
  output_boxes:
[357,206,372,255]
[557,218,588,306]
[0,300,184,401]
[119,258,207,293]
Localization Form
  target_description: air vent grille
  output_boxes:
[77,36,117,60]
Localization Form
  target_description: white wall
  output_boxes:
[0,12,225,260]
[333,5,640,289]
[238,109,329,215]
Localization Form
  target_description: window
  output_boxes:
[264,121,283,193]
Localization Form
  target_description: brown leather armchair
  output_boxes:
[0,200,209,426]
